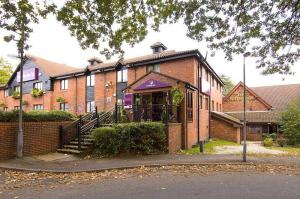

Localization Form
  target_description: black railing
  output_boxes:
[115,104,180,123]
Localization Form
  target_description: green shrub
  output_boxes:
[31,88,44,97]
[92,122,167,155]
[12,91,20,99]
[262,133,277,140]
[92,127,121,155]
[0,110,75,122]
[279,100,300,145]
[277,137,287,147]
[120,109,129,123]
[263,138,273,147]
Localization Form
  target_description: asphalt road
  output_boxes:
[2,171,300,199]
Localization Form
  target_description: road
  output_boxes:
[1,170,300,199]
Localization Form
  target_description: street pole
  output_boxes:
[17,52,24,158]
[243,52,250,162]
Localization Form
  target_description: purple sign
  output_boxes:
[17,68,38,82]
[124,93,133,107]
[134,79,171,91]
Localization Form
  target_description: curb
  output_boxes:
[0,161,289,174]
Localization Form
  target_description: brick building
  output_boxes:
[0,42,235,148]
[223,82,300,140]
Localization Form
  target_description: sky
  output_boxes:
[0,15,299,87]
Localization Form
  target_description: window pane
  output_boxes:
[91,74,95,86]
[154,64,160,72]
[117,71,122,82]
[87,76,91,86]
[122,69,128,82]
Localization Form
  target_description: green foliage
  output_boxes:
[279,100,300,145]
[12,91,20,99]
[0,110,75,122]
[263,138,273,147]
[56,97,66,103]
[22,100,28,106]
[262,133,277,140]
[92,122,167,155]
[277,137,287,147]
[0,58,13,85]
[0,102,5,107]
[220,74,235,96]
[120,109,129,123]
[31,88,44,97]
[171,86,184,106]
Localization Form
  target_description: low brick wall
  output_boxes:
[0,121,72,160]
[211,118,241,143]
[167,123,182,153]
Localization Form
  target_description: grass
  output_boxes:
[181,139,239,155]
[266,146,300,156]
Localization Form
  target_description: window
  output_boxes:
[216,82,219,91]
[146,64,160,73]
[212,100,215,111]
[60,79,68,90]
[219,104,222,112]
[14,106,20,110]
[212,77,215,87]
[117,69,128,82]
[199,65,203,77]
[87,74,95,86]
[199,95,203,109]
[187,92,193,121]
[14,86,20,92]
[86,101,95,112]
[216,102,219,111]
[4,89,9,97]
[60,103,69,111]
[205,98,209,110]
[33,104,43,110]
[206,70,209,81]
[3,107,8,112]
[33,82,43,90]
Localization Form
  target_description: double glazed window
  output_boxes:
[211,100,215,111]
[33,104,43,110]
[87,74,95,86]
[187,92,193,121]
[60,79,68,90]
[87,101,95,112]
[14,86,20,92]
[14,106,20,110]
[60,103,69,111]
[205,98,209,110]
[33,82,43,90]
[4,89,9,97]
[146,64,160,73]
[117,69,128,83]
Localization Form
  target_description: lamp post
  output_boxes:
[243,52,250,162]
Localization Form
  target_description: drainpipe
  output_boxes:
[185,89,188,149]
[75,76,78,114]
[197,62,203,152]
[208,77,212,139]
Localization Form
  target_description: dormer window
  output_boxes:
[150,42,167,54]
[117,68,128,83]
[87,74,95,86]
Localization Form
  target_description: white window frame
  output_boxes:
[60,103,69,111]
[3,107,8,112]
[86,101,95,113]
[87,74,95,86]
[14,86,20,92]
[4,89,9,97]
[33,82,43,90]
[14,106,20,110]
[61,79,68,90]
[146,64,160,73]
[117,69,128,83]
[33,104,44,110]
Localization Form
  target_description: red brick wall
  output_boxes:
[0,121,72,160]
[223,85,269,112]
[211,117,241,143]
[167,123,182,153]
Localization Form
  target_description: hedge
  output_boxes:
[0,110,75,122]
[92,122,167,155]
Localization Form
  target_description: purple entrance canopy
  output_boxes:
[134,79,171,91]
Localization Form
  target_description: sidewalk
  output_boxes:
[0,153,299,173]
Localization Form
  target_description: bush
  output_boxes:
[279,100,300,145]
[0,110,75,122]
[263,138,273,147]
[262,133,277,140]
[31,88,44,97]
[92,122,167,155]
[277,137,287,147]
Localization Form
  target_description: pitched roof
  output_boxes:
[225,111,279,123]
[211,111,243,126]
[223,81,273,110]
[27,55,84,77]
[250,84,300,111]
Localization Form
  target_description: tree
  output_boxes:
[279,100,300,145]
[57,0,300,74]
[0,0,55,158]
[0,57,13,85]
[220,74,235,96]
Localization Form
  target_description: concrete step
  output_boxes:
[63,145,88,150]
[57,148,82,154]
[74,138,94,142]
[69,141,93,146]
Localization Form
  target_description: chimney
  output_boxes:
[88,57,103,65]
[150,42,167,54]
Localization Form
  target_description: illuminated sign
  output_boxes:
[134,79,171,91]
[17,68,38,82]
